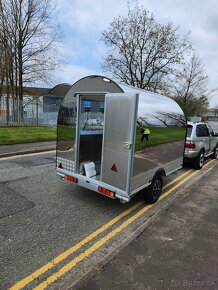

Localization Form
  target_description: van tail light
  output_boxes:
[64,175,78,183]
[98,186,115,198]
[185,141,196,149]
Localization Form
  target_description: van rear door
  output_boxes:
[101,93,138,193]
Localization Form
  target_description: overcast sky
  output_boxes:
[53,0,218,107]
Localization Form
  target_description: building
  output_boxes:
[0,84,70,126]
[206,108,218,121]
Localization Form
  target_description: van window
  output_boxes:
[187,125,193,137]
[196,124,209,137]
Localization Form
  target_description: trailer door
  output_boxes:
[101,93,138,193]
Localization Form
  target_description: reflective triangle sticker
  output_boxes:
[111,163,118,172]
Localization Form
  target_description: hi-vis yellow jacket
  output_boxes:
[143,128,151,135]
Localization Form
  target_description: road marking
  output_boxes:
[9,169,190,290]
[10,163,215,290]
[163,169,193,190]
[33,162,215,290]
[10,201,143,290]
[160,159,215,201]
[33,203,155,290]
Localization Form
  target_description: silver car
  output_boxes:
[184,121,218,169]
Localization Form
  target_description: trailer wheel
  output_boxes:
[144,175,163,204]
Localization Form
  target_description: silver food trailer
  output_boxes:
[56,75,186,203]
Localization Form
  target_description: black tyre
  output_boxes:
[193,150,205,169]
[144,175,163,204]
[211,146,218,159]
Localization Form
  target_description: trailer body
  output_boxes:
[56,75,186,203]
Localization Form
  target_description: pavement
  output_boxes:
[0,141,56,158]
[75,162,218,290]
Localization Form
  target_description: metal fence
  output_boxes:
[0,95,59,127]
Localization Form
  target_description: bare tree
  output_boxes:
[0,0,61,122]
[153,112,186,127]
[101,4,191,93]
[0,8,14,124]
[172,51,209,119]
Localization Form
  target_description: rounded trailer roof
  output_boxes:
[59,75,184,119]
[62,75,123,106]
[118,82,184,116]
[61,74,173,100]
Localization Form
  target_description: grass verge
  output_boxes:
[0,126,57,145]
[135,127,186,152]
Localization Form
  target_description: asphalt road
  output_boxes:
[0,152,216,289]
[0,152,134,289]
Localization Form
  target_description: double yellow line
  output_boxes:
[10,161,214,290]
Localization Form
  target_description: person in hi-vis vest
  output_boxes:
[141,127,151,142]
